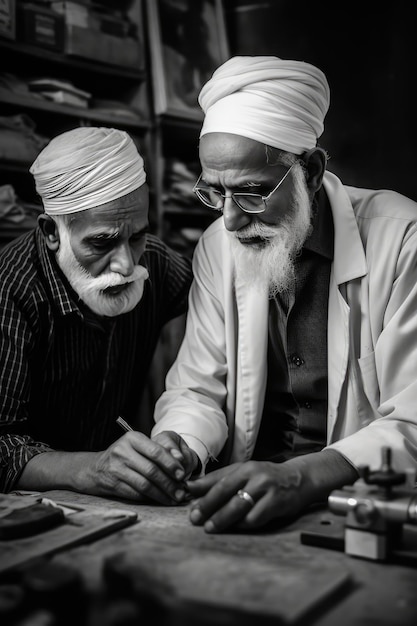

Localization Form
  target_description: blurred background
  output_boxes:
[224,0,416,201]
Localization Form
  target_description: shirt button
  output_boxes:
[304,401,312,409]
[290,354,305,367]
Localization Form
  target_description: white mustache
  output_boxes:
[90,265,149,293]
[233,221,281,242]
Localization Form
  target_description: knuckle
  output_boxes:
[134,475,150,493]
[125,430,140,442]
[153,433,168,447]
[218,475,229,488]
[144,461,159,482]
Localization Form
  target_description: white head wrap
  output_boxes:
[199,56,330,155]
[30,127,147,215]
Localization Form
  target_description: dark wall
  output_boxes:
[224,1,416,200]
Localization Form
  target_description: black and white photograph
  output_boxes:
[0,1,416,625]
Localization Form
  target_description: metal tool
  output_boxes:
[328,446,417,560]
[116,415,133,432]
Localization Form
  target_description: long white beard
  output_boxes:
[56,225,149,317]
[228,163,313,298]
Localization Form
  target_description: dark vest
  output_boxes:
[253,189,334,462]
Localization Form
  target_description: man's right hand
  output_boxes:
[17,431,195,505]
[85,430,191,504]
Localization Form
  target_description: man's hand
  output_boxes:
[86,430,197,504]
[186,461,307,532]
[17,431,200,505]
[186,451,358,533]
[152,430,200,481]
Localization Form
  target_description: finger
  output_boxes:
[170,448,184,461]
[114,436,185,502]
[152,432,190,475]
[201,488,258,533]
[123,451,187,504]
[114,466,180,506]
[241,485,301,528]
[151,432,196,487]
[186,466,232,495]
[178,443,199,479]
[154,433,200,480]
[127,432,185,481]
[234,493,273,530]
[189,473,246,526]
[154,431,185,461]
[177,437,191,464]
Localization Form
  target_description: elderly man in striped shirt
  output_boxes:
[0,126,195,505]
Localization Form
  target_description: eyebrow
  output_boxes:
[201,178,263,191]
[88,224,149,240]
[89,232,119,241]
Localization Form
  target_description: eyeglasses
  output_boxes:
[192,164,295,214]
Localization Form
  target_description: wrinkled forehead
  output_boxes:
[199,132,285,175]
[65,186,149,235]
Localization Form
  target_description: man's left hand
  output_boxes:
[185,460,309,532]
[186,452,358,533]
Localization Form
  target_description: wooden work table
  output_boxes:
[2,489,417,625]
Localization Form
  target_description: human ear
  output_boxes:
[303,147,327,193]
[38,214,60,251]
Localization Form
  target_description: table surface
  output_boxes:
[4,489,417,626]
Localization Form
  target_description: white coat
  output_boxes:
[153,171,417,473]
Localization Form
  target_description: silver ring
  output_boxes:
[236,489,255,507]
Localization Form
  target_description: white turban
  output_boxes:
[30,127,147,215]
[199,56,330,155]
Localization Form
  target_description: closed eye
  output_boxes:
[88,234,117,251]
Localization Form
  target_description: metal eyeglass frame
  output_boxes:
[192,163,295,214]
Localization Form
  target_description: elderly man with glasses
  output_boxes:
[152,56,417,533]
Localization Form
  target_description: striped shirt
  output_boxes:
[0,228,192,492]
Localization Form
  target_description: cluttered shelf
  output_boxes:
[0,3,150,127]
[0,0,149,126]
[0,90,151,129]
[0,0,152,249]
[0,38,146,80]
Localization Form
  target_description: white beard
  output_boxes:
[228,163,313,298]
[56,224,149,317]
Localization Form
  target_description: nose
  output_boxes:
[222,195,252,232]
[109,242,135,276]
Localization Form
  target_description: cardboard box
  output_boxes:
[18,2,64,51]
[65,24,142,69]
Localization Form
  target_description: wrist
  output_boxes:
[290,450,359,505]
[18,451,98,493]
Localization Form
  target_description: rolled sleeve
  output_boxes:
[0,435,52,492]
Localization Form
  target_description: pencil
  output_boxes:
[116,416,133,432]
